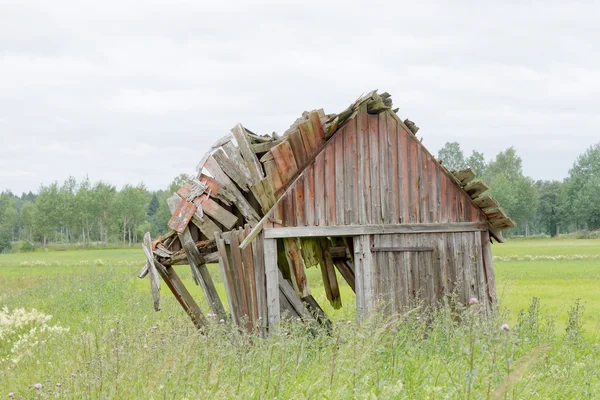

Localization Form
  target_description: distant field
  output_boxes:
[1,238,599,398]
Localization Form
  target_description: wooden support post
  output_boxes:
[155,261,208,330]
[179,226,227,320]
[481,230,498,307]
[354,235,374,322]
[215,232,239,325]
[264,238,280,329]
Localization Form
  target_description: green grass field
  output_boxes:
[1,239,599,398]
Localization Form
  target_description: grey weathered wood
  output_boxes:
[452,168,476,186]
[204,155,260,225]
[264,238,280,329]
[212,148,251,192]
[167,192,221,240]
[155,260,208,330]
[196,196,238,230]
[354,235,373,322]
[142,232,161,311]
[138,262,149,279]
[371,246,434,252]
[481,230,498,306]
[264,222,488,238]
[222,140,252,179]
[179,227,227,320]
[231,123,264,184]
[333,260,356,292]
[278,270,314,320]
[215,232,238,324]
[252,231,268,336]
[464,181,489,199]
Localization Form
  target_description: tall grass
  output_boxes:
[1,243,599,398]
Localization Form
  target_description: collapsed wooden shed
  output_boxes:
[139,90,515,333]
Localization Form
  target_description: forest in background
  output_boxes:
[0,142,599,253]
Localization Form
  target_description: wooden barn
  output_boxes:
[139,90,515,333]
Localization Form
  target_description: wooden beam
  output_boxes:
[452,168,476,186]
[264,238,280,329]
[231,123,265,184]
[252,140,282,154]
[264,222,488,238]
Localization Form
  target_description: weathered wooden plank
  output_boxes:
[294,176,306,226]
[142,232,161,311]
[354,234,374,321]
[301,295,332,331]
[481,230,497,305]
[408,136,420,223]
[371,246,434,252]
[418,147,428,223]
[204,156,260,225]
[491,218,517,230]
[264,222,488,238]
[229,231,252,329]
[212,148,251,192]
[271,141,299,186]
[304,165,315,226]
[314,152,326,226]
[252,140,283,154]
[194,195,238,229]
[387,113,400,224]
[452,168,476,186]
[155,260,207,330]
[251,230,268,336]
[167,199,196,233]
[231,123,264,184]
[283,238,310,298]
[298,119,318,155]
[239,228,259,328]
[428,155,439,222]
[179,227,227,320]
[167,193,221,240]
[473,195,500,211]
[335,134,345,225]
[317,238,342,309]
[288,129,308,167]
[378,112,390,224]
[346,115,359,224]
[278,270,314,321]
[263,158,284,193]
[333,259,356,292]
[368,113,381,223]
[325,139,337,226]
[440,173,448,223]
[264,238,280,329]
[464,180,489,199]
[309,110,326,144]
[198,173,232,206]
[473,230,489,315]
[357,103,370,224]
[215,233,239,325]
[399,124,410,224]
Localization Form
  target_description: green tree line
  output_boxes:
[0,174,192,252]
[437,141,600,237]
[1,142,599,252]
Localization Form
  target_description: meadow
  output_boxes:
[0,238,599,398]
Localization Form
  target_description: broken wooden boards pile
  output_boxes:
[138,89,514,333]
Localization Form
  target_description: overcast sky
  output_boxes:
[1,0,599,194]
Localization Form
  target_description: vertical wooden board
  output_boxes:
[408,138,420,223]
[324,142,337,226]
[388,113,400,224]
[264,238,280,329]
[353,235,374,321]
[229,232,251,327]
[440,173,448,223]
[271,141,299,186]
[428,156,439,222]
[212,148,250,192]
[368,114,381,224]
[356,105,371,224]
[403,233,417,305]
[473,231,489,315]
[251,231,268,336]
[436,233,449,305]
[445,232,457,300]
[314,152,326,226]
[390,234,406,312]
[295,176,306,226]
[288,129,308,167]
[222,140,251,179]
[240,228,259,326]
[282,193,295,227]
[449,183,459,223]
[346,115,359,224]
[377,113,390,224]
[418,148,428,223]
[215,234,239,325]
[304,164,315,226]
[481,230,498,305]
[334,134,345,225]
[462,192,471,222]
[376,235,392,314]
[264,159,284,192]
[399,125,410,224]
